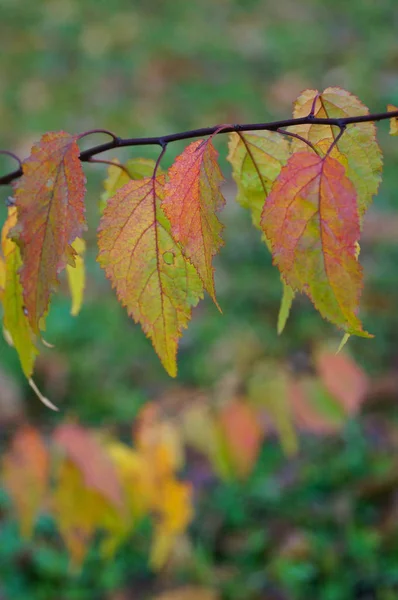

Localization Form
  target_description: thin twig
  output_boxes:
[0,108,397,187]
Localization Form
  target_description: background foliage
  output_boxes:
[1,0,398,599]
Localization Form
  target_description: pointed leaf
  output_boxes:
[163,139,225,304]
[261,152,369,336]
[277,281,295,335]
[227,131,290,228]
[98,176,203,377]
[291,87,382,218]
[1,208,38,377]
[66,237,85,316]
[3,426,49,537]
[12,131,87,332]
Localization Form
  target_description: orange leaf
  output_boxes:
[261,152,369,337]
[3,425,49,537]
[163,139,225,306]
[53,424,123,508]
[97,176,203,377]
[13,132,86,332]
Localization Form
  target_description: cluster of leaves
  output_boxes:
[2,344,368,571]
[0,87,396,389]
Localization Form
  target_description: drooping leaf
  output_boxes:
[163,139,225,305]
[66,237,85,316]
[291,87,382,218]
[1,207,37,377]
[387,104,398,135]
[12,131,87,332]
[53,423,123,508]
[277,281,295,335]
[261,152,369,336]
[97,176,203,377]
[3,426,49,537]
[227,131,290,227]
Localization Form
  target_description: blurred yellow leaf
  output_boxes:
[66,237,85,316]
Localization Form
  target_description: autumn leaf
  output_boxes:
[217,398,263,479]
[387,104,398,135]
[315,345,368,414]
[53,423,123,508]
[12,131,87,332]
[261,152,370,337]
[163,139,225,305]
[1,207,38,377]
[52,458,122,568]
[227,131,290,228]
[291,87,382,218]
[3,426,49,537]
[150,478,193,569]
[97,176,203,377]
[66,237,85,316]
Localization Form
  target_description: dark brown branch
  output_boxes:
[0,109,397,187]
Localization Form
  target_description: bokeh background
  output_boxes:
[1,0,398,598]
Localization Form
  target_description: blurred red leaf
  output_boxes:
[3,425,49,536]
[315,347,368,414]
[218,399,263,479]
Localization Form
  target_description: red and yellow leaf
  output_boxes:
[261,152,369,336]
[227,131,290,228]
[12,131,87,332]
[163,139,225,305]
[52,458,121,568]
[53,424,123,508]
[291,87,382,218]
[97,176,203,377]
[1,207,38,377]
[3,426,49,537]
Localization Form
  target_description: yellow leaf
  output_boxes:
[66,237,86,316]
[150,479,193,569]
[1,208,38,377]
[387,104,398,135]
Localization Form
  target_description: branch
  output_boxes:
[1,109,397,187]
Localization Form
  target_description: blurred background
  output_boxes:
[1,0,398,598]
